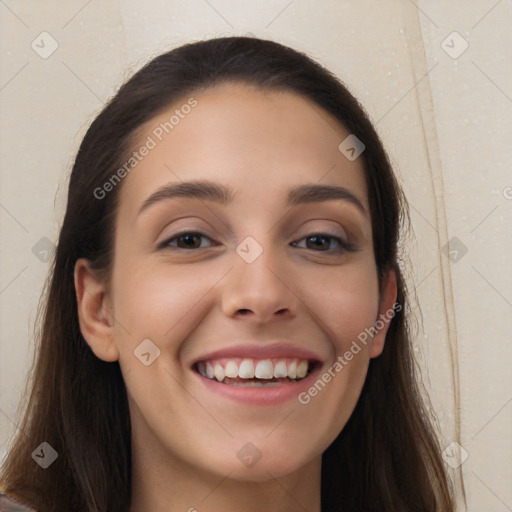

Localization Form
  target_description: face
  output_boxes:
[76,82,396,483]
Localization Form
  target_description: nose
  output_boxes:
[221,243,300,323]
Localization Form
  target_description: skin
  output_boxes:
[74,82,397,512]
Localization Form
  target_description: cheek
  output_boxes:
[110,257,228,351]
[290,258,379,433]
[301,258,380,355]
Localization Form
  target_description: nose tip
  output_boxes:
[221,249,299,322]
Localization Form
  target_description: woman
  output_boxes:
[0,36,455,511]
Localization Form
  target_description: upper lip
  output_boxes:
[190,341,325,367]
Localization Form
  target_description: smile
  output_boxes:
[194,357,315,386]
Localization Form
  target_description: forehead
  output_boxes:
[117,82,369,219]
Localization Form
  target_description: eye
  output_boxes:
[160,231,215,250]
[291,233,355,252]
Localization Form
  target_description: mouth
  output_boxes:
[190,343,325,405]
[193,357,320,387]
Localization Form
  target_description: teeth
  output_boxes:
[197,357,313,384]
[288,360,297,379]
[197,362,207,377]
[213,363,225,382]
[296,360,308,379]
[225,360,238,378]
[231,381,281,387]
[255,359,274,379]
[238,359,255,378]
[273,361,287,378]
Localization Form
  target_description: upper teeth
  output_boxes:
[196,358,310,383]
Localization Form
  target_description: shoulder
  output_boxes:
[0,492,37,511]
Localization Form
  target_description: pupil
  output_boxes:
[180,234,200,248]
[307,236,328,250]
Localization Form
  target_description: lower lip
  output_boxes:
[193,365,322,406]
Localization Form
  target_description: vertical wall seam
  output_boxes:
[400,2,466,508]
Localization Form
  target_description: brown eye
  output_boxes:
[163,232,214,250]
[305,235,332,251]
[291,233,356,253]
[177,234,202,248]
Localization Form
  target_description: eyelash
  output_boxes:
[159,231,356,253]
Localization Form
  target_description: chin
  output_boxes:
[208,447,318,483]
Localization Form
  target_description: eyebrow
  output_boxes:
[288,183,366,215]
[137,180,367,217]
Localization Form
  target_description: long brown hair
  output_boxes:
[0,36,456,511]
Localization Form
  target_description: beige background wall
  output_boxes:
[1,1,511,510]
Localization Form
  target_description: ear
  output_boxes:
[74,258,119,362]
[369,268,398,359]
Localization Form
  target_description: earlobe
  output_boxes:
[369,269,398,359]
[74,258,119,362]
